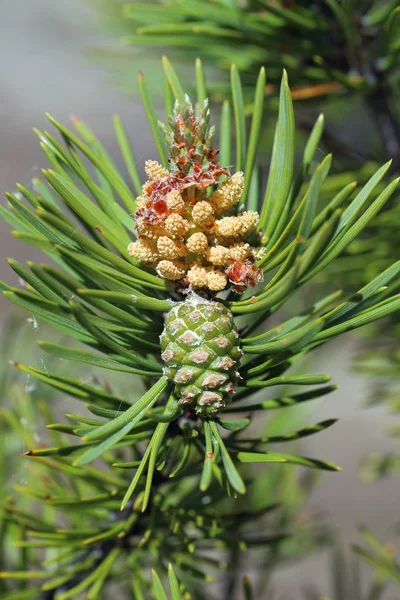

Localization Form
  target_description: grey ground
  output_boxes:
[0,2,399,598]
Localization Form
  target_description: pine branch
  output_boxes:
[2,57,400,598]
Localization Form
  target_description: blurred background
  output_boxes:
[1,1,399,597]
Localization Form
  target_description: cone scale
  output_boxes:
[160,294,242,416]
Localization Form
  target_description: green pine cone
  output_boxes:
[160,294,242,417]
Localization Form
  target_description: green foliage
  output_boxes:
[0,419,328,598]
[93,0,400,111]
[1,58,400,597]
[150,566,185,600]
[0,316,95,598]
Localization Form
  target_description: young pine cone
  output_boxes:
[160,296,242,417]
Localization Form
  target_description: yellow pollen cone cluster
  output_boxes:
[128,161,263,293]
